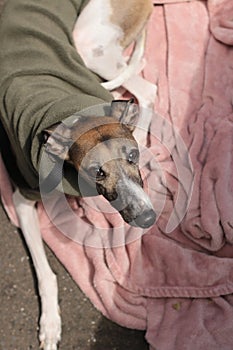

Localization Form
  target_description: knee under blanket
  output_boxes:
[1,0,233,349]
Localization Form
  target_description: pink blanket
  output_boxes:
[1,0,233,349]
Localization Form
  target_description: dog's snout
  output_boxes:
[134,209,156,229]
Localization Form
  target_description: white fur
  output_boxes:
[13,190,61,350]
[126,178,153,208]
[123,76,157,145]
[73,0,126,80]
[101,28,146,90]
[115,172,153,213]
[72,0,157,146]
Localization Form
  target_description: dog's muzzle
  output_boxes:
[110,196,156,229]
[131,209,156,229]
[96,177,156,229]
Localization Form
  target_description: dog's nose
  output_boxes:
[134,209,156,229]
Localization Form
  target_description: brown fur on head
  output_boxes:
[44,100,156,228]
[69,119,142,201]
[44,99,138,165]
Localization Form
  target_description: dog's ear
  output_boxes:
[110,99,139,132]
[43,123,73,161]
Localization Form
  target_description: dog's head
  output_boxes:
[44,100,156,228]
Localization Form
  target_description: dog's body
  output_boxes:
[73,0,152,90]
[11,1,156,349]
[73,0,157,145]
[13,101,156,350]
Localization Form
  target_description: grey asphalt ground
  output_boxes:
[0,1,149,349]
[0,203,148,350]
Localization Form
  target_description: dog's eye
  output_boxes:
[88,166,106,180]
[127,149,139,164]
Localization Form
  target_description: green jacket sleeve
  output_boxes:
[0,0,112,198]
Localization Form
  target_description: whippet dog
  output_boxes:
[12,1,157,349]
[13,100,156,350]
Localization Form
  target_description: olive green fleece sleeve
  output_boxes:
[0,0,112,196]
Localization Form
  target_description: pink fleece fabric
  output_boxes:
[1,0,233,349]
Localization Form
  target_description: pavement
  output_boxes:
[0,204,148,350]
[0,1,148,349]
